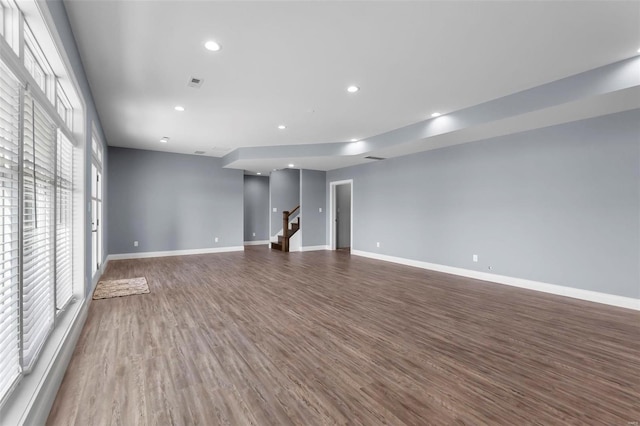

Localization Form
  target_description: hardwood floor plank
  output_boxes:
[47,246,640,425]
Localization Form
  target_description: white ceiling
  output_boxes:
[63,0,640,170]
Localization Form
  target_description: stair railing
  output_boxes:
[282,205,300,252]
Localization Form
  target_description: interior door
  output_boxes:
[91,163,101,275]
[336,184,351,249]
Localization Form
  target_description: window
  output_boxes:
[0,4,5,37]
[24,44,47,96]
[23,24,54,102]
[0,0,19,54]
[0,59,21,407]
[21,91,56,371]
[56,131,73,310]
[0,0,83,406]
[56,82,73,130]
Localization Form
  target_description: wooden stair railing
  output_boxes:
[271,205,300,252]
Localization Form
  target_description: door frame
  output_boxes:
[329,179,353,250]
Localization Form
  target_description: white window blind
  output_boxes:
[21,90,55,371]
[55,130,72,310]
[0,60,21,404]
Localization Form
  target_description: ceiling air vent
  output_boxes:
[187,77,204,88]
[194,151,206,155]
[365,156,386,161]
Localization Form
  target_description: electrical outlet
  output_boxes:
[134,241,138,247]
[273,207,277,212]
[376,242,380,248]
[473,254,478,262]
[214,237,219,243]
[319,207,322,213]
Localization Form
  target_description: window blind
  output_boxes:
[0,61,21,402]
[21,90,55,371]
[55,130,72,310]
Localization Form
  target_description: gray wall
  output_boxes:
[108,148,243,253]
[336,184,351,248]
[270,169,300,236]
[244,175,270,242]
[327,110,640,298]
[300,170,327,247]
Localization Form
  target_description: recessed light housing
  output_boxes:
[278,125,286,130]
[257,172,262,175]
[431,112,442,117]
[347,85,359,93]
[288,164,294,168]
[350,138,358,142]
[174,105,185,112]
[160,137,169,143]
[204,40,221,51]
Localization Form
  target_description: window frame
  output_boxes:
[0,0,86,410]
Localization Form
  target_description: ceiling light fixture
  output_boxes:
[431,112,442,117]
[350,138,358,142]
[174,105,185,112]
[160,137,169,143]
[257,172,262,175]
[278,125,286,130]
[347,85,359,93]
[204,40,221,51]
[288,164,294,168]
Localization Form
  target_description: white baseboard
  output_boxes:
[352,250,640,311]
[300,245,329,252]
[244,240,269,246]
[107,246,245,261]
[0,298,88,425]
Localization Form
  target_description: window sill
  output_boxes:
[0,297,88,425]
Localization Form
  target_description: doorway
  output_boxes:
[91,132,103,278]
[330,180,353,251]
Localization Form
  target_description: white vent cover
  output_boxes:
[187,77,204,88]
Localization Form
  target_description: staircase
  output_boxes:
[271,205,300,252]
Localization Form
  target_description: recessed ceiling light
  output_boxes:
[350,138,358,142]
[204,40,221,51]
[257,172,262,175]
[174,105,185,112]
[288,164,294,168]
[160,137,169,143]
[347,85,359,93]
[431,112,442,117]
[278,125,286,130]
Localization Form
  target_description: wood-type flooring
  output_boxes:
[47,246,640,425]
